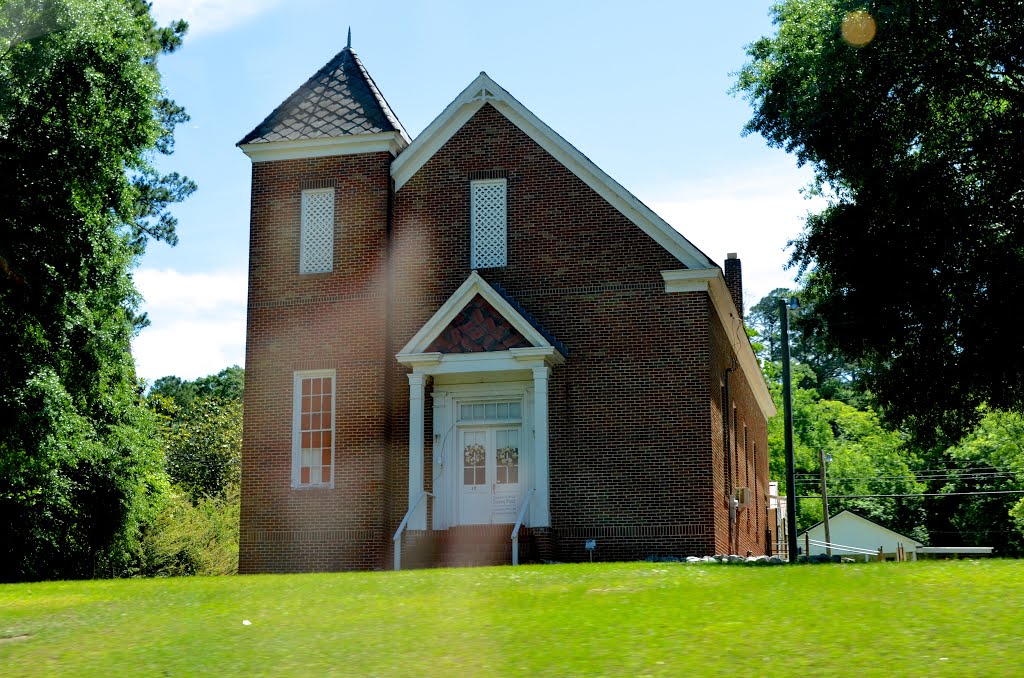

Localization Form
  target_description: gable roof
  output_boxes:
[799,509,924,547]
[389,73,715,270]
[398,271,567,361]
[239,46,410,146]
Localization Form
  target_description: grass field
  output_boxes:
[2,560,1022,676]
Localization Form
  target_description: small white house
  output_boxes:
[799,510,924,560]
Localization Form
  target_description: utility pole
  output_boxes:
[819,449,832,558]
[778,298,799,562]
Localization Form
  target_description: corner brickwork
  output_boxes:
[240,152,393,573]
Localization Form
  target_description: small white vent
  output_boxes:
[470,179,507,268]
[300,188,334,274]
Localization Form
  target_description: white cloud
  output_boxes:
[642,166,826,310]
[149,0,284,37]
[133,268,247,383]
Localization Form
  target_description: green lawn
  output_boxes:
[1,560,1021,676]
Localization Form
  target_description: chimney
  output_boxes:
[724,253,743,318]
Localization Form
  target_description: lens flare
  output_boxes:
[841,10,877,47]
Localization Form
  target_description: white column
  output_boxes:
[408,373,426,530]
[532,365,551,526]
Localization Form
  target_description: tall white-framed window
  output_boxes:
[470,178,507,268]
[292,370,335,488]
[300,188,335,274]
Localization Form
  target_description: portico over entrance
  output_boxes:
[396,271,566,531]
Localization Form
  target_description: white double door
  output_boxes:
[459,426,522,525]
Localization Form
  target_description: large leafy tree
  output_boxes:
[150,365,244,412]
[144,368,244,575]
[149,368,244,504]
[0,0,193,580]
[736,1,1024,442]
[929,409,1024,554]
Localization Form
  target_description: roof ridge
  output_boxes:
[347,48,410,143]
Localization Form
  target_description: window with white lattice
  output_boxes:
[470,179,507,268]
[292,370,335,488]
[300,188,334,274]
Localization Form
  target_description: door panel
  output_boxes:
[457,426,523,525]
[459,429,490,525]
[492,428,521,522]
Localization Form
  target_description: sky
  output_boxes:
[136,0,822,383]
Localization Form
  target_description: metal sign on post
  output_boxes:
[585,539,596,562]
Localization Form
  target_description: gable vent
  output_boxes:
[470,179,507,268]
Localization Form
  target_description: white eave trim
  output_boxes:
[240,131,408,162]
[662,268,778,419]
[396,270,566,364]
[396,347,562,375]
[390,73,714,270]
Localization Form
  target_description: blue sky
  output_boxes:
[137,0,820,382]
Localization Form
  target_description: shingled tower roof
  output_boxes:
[239,45,409,145]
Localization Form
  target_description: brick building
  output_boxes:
[237,44,776,572]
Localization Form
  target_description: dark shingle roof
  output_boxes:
[239,46,408,145]
[490,282,569,357]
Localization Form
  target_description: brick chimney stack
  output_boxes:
[724,253,743,319]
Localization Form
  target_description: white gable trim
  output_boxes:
[662,269,777,419]
[396,271,565,364]
[240,131,408,163]
[800,510,925,548]
[391,73,714,270]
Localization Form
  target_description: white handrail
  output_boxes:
[392,491,432,571]
[511,487,536,566]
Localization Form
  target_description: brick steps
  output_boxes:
[401,525,540,569]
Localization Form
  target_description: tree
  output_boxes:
[162,397,242,503]
[735,0,1024,443]
[150,365,244,411]
[929,409,1024,555]
[747,289,865,402]
[0,0,192,581]
[143,368,244,575]
[765,363,924,536]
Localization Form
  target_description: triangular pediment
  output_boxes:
[426,295,532,354]
[397,272,566,360]
[390,73,714,269]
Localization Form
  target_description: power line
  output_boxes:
[793,467,1019,476]
[793,474,1017,481]
[794,472,1020,482]
[796,489,1024,499]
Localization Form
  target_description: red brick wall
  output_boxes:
[240,152,393,573]
[708,305,770,556]
[389,104,726,561]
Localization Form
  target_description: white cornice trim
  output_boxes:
[396,271,565,364]
[240,132,408,162]
[390,73,714,270]
[662,269,778,419]
[396,348,559,376]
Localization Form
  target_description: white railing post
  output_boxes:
[392,491,432,571]
[511,487,536,567]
